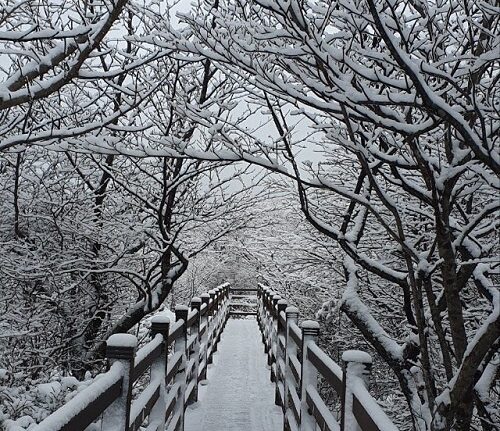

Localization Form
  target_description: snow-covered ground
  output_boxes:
[185,319,283,431]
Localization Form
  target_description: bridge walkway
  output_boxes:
[185,318,283,431]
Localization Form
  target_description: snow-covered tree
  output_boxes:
[147,0,500,429]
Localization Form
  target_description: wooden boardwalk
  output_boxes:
[185,319,283,431]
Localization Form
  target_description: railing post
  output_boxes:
[149,316,170,429]
[174,305,189,431]
[214,287,223,347]
[102,333,137,431]
[341,350,373,431]
[189,297,202,404]
[207,290,216,363]
[270,294,281,378]
[262,288,271,351]
[284,305,299,429]
[222,284,230,327]
[299,320,320,431]
[200,293,210,377]
[275,299,288,407]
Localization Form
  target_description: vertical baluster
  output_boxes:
[199,293,210,377]
[174,305,189,431]
[270,294,281,382]
[275,299,288,406]
[214,287,222,348]
[341,350,372,431]
[102,333,137,431]
[284,305,299,431]
[149,316,170,429]
[262,288,271,353]
[300,320,320,431]
[188,297,202,404]
[207,290,216,364]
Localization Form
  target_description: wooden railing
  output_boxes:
[34,283,230,431]
[257,284,399,431]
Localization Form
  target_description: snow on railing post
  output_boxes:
[341,350,372,431]
[270,294,282,381]
[207,290,216,364]
[200,292,211,376]
[174,305,189,431]
[299,320,320,431]
[149,315,170,429]
[188,297,202,404]
[275,299,288,407]
[284,306,299,417]
[102,333,137,431]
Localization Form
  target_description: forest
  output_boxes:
[0,0,498,430]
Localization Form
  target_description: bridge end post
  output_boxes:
[149,315,170,429]
[299,320,320,431]
[341,350,373,431]
[102,333,137,431]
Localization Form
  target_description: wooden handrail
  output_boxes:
[256,283,399,431]
[34,283,231,431]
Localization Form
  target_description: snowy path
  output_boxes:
[184,319,283,431]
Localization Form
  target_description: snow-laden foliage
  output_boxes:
[141,0,498,429]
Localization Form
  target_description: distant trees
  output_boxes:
[153,0,499,429]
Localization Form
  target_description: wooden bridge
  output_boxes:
[33,284,399,431]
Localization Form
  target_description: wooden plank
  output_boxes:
[59,378,122,431]
[187,309,199,328]
[129,383,161,431]
[184,379,196,403]
[278,311,286,329]
[168,320,184,343]
[305,386,340,431]
[166,351,183,384]
[229,287,258,293]
[229,302,256,307]
[289,321,302,347]
[288,385,301,424]
[276,381,284,407]
[229,310,257,316]
[307,343,343,394]
[165,382,181,421]
[290,353,301,385]
[133,341,162,382]
[285,409,299,431]
[278,334,286,352]
[353,395,384,431]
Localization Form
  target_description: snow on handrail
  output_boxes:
[34,362,123,431]
[256,283,400,431]
[32,283,231,431]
